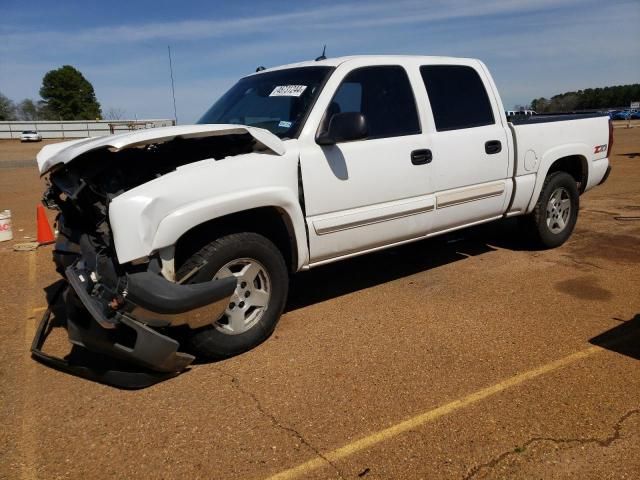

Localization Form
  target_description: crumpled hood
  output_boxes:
[36,124,286,174]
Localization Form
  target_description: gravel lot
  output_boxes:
[0,129,638,479]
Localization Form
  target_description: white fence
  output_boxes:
[0,119,175,139]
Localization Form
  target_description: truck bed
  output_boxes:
[506,112,610,217]
[509,112,609,125]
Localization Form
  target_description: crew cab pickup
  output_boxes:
[37,55,612,374]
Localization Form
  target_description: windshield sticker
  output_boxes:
[270,85,307,97]
[278,120,293,128]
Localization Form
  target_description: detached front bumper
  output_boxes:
[63,262,236,373]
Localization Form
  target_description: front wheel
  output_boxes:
[524,171,579,248]
[176,232,289,359]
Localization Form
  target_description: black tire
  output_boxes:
[524,171,579,248]
[176,232,288,360]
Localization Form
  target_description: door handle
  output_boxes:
[485,140,502,154]
[411,149,432,165]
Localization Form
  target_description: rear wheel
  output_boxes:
[176,232,288,359]
[524,171,579,248]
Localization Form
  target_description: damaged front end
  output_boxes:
[35,126,285,378]
[61,243,236,373]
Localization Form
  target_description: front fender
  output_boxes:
[151,188,308,269]
[525,143,591,213]
[109,149,308,267]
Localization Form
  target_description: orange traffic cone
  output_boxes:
[36,204,55,245]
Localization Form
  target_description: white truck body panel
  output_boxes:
[40,55,611,273]
[298,56,512,263]
[510,118,610,213]
[108,146,308,267]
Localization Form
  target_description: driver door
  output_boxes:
[299,65,435,265]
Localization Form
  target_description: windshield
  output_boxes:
[197,66,333,138]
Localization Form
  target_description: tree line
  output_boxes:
[0,65,103,121]
[530,84,640,113]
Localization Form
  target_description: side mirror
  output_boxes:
[316,112,368,145]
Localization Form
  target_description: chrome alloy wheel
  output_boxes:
[546,187,571,234]
[212,258,271,335]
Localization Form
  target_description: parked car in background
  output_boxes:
[610,110,631,120]
[630,111,640,120]
[20,130,42,142]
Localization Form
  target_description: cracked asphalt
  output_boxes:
[463,409,640,480]
[1,128,639,480]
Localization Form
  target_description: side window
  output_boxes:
[323,66,421,139]
[332,82,362,113]
[420,65,495,131]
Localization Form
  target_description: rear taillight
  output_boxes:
[608,119,614,155]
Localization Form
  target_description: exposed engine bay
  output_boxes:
[44,134,258,262]
[34,132,283,379]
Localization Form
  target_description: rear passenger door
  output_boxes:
[299,65,435,264]
[419,65,510,232]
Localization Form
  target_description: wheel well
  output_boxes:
[547,155,588,193]
[174,207,297,272]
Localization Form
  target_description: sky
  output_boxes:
[1,0,639,123]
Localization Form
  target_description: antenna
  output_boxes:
[168,45,178,125]
[315,45,327,61]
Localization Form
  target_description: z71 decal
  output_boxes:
[594,144,607,154]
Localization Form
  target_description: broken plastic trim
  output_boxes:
[65,265,195,372]
[126,270,236,315]
[30,284,180,389]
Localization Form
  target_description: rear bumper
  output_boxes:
[64,262,236,372]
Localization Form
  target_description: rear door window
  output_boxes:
[325,66,421,139]
[420,65,495,131]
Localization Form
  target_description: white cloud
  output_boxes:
[1,0,586,51]
[1,0,637,120]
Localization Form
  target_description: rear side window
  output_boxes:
[326,66,420,139]
[420,65,495,131]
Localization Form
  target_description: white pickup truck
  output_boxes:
[37,55,612,375]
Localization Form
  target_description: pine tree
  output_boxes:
[40,65,102,120]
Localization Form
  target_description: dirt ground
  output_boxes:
[613,119,640,129]
[0,139,65,162]
[0,130,638,480]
